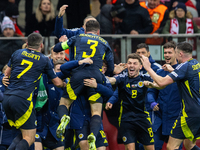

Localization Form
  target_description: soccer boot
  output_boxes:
[56,115,70,138]
[87,133,96,150]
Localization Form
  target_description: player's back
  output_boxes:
[4,48,54,98]
[72,33,113,70]
[172,59,200,117]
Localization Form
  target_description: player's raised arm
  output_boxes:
[141,55,174,87]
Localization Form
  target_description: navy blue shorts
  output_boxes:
[63,65,103,103]
[170,116,200,141]
[118,118,154,145]
[2,94,36,129]
[35,130,64,149]
[65,120,108,148]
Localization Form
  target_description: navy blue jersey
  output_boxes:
[4,49,57,99]
[168,58,200,117]
[115,73,152,122]
[55,33,114,75]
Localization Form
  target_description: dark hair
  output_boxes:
[103,59,107,66]
[27,33,43,49]
[136,43,149,52]
[163,41,176,49]
[85,20,100,32]
[176,41,193,54]
[54,60,66,68]
[127,53,142,64]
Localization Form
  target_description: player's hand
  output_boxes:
[113,63,127,75]
[105,102,113,110]
[78,58,93,65]
[144,81,155,88]
[63,82,66,88]
[2,76,9,87]
[83,78,97,88]
[140,55,151,70]
[153,103,159,111]
[59,35,68,42]
[162,64,174,72]
[58,5,68,18]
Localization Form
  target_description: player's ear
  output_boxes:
[97,29,100,35]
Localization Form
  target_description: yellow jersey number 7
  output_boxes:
[17,59,33,79]
[82,39,98,58]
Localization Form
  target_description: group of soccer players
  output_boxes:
[1,4,200,150]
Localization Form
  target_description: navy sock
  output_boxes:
[15,139,29,150]
[191,145,200,150]
[90,115,101,138]
[57,105,69,120]
[8,133,22,150]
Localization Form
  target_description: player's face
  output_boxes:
[127,58,142,78]
[175,48,182,64]
[102,63,107,74]
[51,50,65,64]
[40,0,51,13]
[54,64,61,72]
[136,48,150,57]
[148,0,160,9]
[164,48,176,65]
[3,28,15,37]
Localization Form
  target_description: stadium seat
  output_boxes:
[102,111,125,150]
[193,17,200,27]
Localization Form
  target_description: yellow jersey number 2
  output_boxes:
[82,39,98,58]
[17,59,33,79]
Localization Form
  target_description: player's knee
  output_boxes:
[79,140,89,150]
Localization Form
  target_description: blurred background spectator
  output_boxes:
[25,0,56,36]
[162,2,200,42]
[0,17,24,71]
[15,0,33,36]
[96,4,126,34]
[117,0,153,52]
[4,3,24,36]
[0,0,15,23]
[140,0,169,45]
[57,0,90,29]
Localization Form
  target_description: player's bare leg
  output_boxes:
[34,142,43,150]
[125,143,135,150]
[79,140,89,150]
[97,146,106,150]
[143,144,155,150]
[167,136,183,150]
[184,139,200,150]
[56,97,73,138]
[88,102,102,150]
[13,128,36,150]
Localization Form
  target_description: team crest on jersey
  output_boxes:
[138,81,144,87]
[78,133,84,139]
[122,136,127,142]
[35,120,37,126]
[35,134,40,139]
